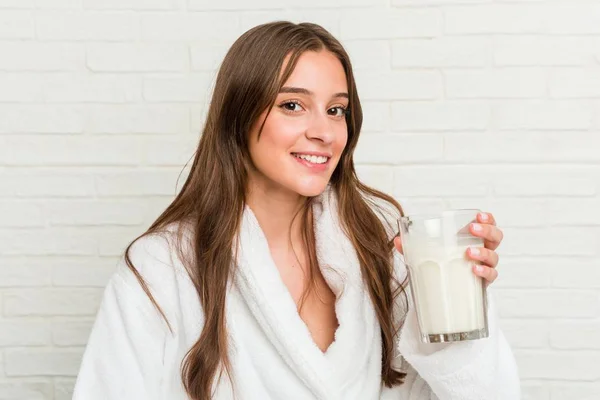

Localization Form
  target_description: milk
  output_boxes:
[403,235,487,337]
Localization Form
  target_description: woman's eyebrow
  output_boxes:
[279,86,349,99]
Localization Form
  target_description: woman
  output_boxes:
[73,21,520,399]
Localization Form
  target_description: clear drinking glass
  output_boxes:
[398,209,489,343]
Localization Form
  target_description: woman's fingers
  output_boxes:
[466,246,499,269]
[477,212,496,226]
[473,264,499,284]
[470,222,504,251]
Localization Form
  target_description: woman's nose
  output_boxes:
[306,112,334,143]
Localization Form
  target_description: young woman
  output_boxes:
[73,22,520,399]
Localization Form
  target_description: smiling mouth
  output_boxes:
[291,153,330,165]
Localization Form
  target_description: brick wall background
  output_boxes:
[0,1,599,399]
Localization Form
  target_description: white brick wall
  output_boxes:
[0,1,598,399]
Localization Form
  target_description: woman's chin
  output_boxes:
[293,179,330,198]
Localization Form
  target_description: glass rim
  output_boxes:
[399,208,481,222]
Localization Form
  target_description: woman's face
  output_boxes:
[247,50,349,199]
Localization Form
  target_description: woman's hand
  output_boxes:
[392,211,504,286]
[466,212,503,286]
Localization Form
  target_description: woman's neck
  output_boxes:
[245,184,308,252]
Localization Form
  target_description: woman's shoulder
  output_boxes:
[362,190,403,238]
[109,222,194,328]
[116,222,188,282]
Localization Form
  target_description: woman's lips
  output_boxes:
[291,153,330,172]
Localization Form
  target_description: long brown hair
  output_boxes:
[123,21,409,399]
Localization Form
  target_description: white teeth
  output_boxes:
[293,153,328,164]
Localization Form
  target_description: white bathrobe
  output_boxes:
[72,188,521,399]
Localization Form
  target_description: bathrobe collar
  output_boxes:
[233,186,379,399]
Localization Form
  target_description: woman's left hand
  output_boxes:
[466,212,503,286]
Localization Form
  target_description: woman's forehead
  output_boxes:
[280,50,348,96]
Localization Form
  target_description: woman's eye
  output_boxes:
[280,101,304,112]
[328,106,347,118]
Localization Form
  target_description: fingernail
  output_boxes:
[472,223,482,232]
[479,213,488,221]
[470,247,480,256]
[475,265,484,273]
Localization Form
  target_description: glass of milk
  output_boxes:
[398,209,489,343]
